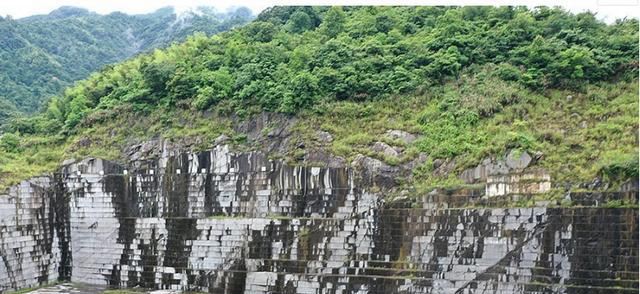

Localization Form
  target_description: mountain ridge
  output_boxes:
[0,5,254,121]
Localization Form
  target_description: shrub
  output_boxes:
[0,133,21,153]
[599,154,639,183]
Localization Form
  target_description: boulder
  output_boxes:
[505,149,532,170]
[433,159,444,169]
[352,154,387,173]
[371,141,399,157]
[316,131,333,144]
[385,130,417,144]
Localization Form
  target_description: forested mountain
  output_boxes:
[0,6,637,192]
[0,5,253,120]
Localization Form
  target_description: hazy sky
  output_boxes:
[1,0,638,22]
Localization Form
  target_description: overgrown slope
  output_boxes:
[0,5,252,118]
[0,6,637,191]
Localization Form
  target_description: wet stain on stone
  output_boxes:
[53,173,72,281]
[139,227,159,289]
[163,219,199,269]
[104,175,139,287]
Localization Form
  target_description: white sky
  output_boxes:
[0,0,638,23]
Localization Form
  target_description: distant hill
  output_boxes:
[0,6,253,121]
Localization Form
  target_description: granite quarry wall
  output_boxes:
[0,177,65,291]
[0,145,638,293]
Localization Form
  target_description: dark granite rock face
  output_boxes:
[0,146,638,293]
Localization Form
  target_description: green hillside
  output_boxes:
[0,6,252,119]
[0,6,637,191]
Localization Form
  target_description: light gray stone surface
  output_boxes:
[0,177,61,292]
[505,150,532,170]
[371,141,399,157]
[385,130,417,144]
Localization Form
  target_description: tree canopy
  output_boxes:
[0,6,253,120]
[5,6,635,135]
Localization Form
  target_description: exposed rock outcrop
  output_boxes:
[1,147,637,293]
[458,149,550,196]
[316,130,333,144]
[352,154,399,189]
[505,149,532,170]
[371,141,399,157]
[303,149,346,168]
[385,129,417,144]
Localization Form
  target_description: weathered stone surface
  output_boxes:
[352,154,398,188]
[460,150,541,186]
[385,129,417,144]
[432,158,457,177]
[1,145,638,294]
[234,113,296,155]
[486,168,551,197]
[304,149,346,168]
[61,158,76,166]
[213,134,230,145]
[458,150,550,197]
[0,177,62,292]
[371,141,399,157]
[505,149,532,170]
[404,152,428,171]
[352,154,385,173]
[459,157,493,184]
[316,131,333,144]
[126,139,162,161]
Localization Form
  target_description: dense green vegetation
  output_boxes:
[0,6,637,191]
[0,5,252,118]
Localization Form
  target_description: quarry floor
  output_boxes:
[23,283,182,294]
